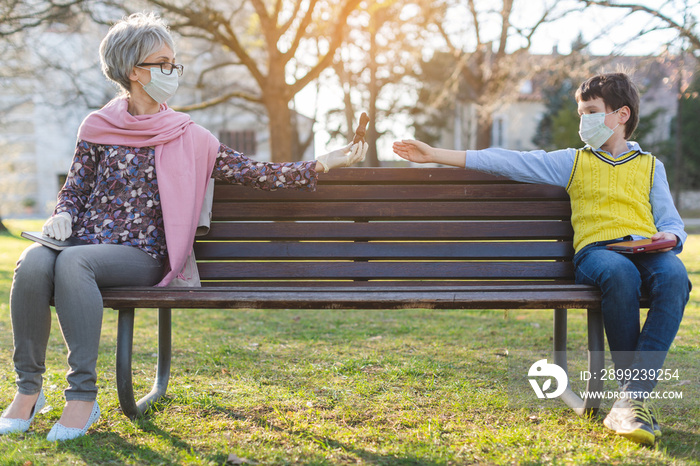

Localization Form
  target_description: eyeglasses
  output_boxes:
[137,62,184,77]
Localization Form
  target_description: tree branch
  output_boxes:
[289,0,361,96]
[273,0,283,21]
[173,90,262,112]
[283,0,319,61]
[0,0,86,36]
[580,0,700,51]
[148,0,267,88]
[217,20,268,87]
[249,0,279,46]
[496,0,513,57]
[468,0,481,46]
[194,61,244,88]
[278,0,306,38]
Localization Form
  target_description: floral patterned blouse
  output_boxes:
[54,141,318,260]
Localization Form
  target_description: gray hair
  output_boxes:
[99,12,176,95]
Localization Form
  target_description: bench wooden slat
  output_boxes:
[213,184,568,201]
[193,241,575,260]
[196,261,574,280]
[198,279,579,287]
[314,167,519,183]
[100,284,600,310]
[203,221,574,240]
[212,201,572,220]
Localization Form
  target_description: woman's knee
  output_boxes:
[14,244,57,284]
[54,247,97,282]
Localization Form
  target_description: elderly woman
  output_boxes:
[0,12,366,441]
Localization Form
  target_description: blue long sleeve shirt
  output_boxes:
[464,142,687,247]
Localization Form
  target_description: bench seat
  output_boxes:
[100,168,624,419]
[102,284,601,310]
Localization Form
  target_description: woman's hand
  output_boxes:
[42,212,72,241]
[650,232,678,253]
[392,140,435,164]
[315,142,368,173]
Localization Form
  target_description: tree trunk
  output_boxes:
[673,74,684,206]
[264,89,296,163]
[476,116,492,150]
[366,104,379,166]
[365,15,380,167]
[364,62,381,167]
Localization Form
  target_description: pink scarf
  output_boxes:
[78,98,220,286]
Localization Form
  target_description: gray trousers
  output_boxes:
[10,243,165,401]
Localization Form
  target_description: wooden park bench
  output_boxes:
[100,167,616,419]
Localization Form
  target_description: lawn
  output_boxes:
[0,219,698,465]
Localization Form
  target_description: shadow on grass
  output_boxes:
[657,428,700,463]
[55,418,230,465]
[204,402,447,465]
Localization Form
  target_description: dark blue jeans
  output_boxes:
[573,240,690,397]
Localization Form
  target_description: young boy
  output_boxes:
[393,72,690,446]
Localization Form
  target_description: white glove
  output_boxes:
[316,142,368,173]
[42,212,72,241]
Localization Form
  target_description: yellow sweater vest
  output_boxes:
[566,148,657,252]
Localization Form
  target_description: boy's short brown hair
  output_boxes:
[575,73,640,139]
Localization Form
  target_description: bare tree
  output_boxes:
[577,0,700,55]
[328,0,432,166]
[0,4,118,227]
[3,0,364,163]
[0,0,86,36]
[418,0,585,149]
[136,0,363,162]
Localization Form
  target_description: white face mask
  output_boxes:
[578,108,621,150]
[137,66,179,104]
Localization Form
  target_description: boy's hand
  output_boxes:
[651,232,677,253]
[392,140,435,164]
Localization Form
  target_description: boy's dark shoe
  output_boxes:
[603,398,656,445]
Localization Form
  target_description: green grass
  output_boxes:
[0,219,698,465]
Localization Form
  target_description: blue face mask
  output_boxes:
[578,108,620,150]
[137,66,179,104]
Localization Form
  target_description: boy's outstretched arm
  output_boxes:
[392,140,466,167]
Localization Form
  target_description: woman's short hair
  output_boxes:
[99,12,175,95]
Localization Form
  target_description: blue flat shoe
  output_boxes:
[0,390,46,435]
[47,401,100,442]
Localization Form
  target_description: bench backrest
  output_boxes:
[194,167,575,286]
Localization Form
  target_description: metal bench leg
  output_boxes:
[553,307,604,417]
[116,307,172,419]
[584,307,604,413]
